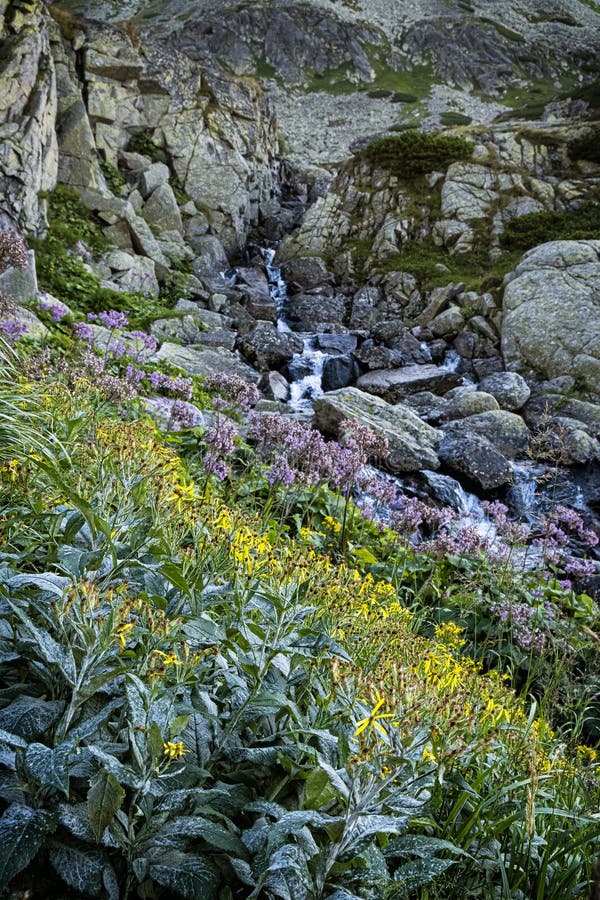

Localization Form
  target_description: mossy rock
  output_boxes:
[569,130,600,164]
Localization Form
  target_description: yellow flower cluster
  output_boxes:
[163,741,187,760]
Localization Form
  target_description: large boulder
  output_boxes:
[356,364,461,402]
[313,387,443,473]
[479,371,531,411]
[502,241,600,396]
[152,342,260,382]
[438,431,513,491]
[238,322,303,371]
[280,256,333,291]
[443,410,531,459]
[285,291,346,331]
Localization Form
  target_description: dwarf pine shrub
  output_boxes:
[359,130,474,177]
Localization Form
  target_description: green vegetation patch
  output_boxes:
[501,201,600,251]
[30,185,174,329]
[358,130,474,177]
[440,111,473,126]
[569,129,600,164]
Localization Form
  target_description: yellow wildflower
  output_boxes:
[324,515,342,533]
[163,741,188,760]
[116,622,135,650]
[355,693,395,737]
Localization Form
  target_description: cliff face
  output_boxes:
[57,0,600,165]
[0,1,279,249]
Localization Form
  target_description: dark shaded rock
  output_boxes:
[322,355,359,391]
[357,364,461,402]
[285,291,346,330]
[280,256,333,291]
[473,357,505,379]
[316,333,357,353]
[238,322,303,371]
[479,371,531,411]
[354,344,406,370]
[438,431,512,491]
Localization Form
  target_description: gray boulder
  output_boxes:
[238,322,303,371]
[438,431,513,491]
[191,237,229,279]
[280,256,333,291]
[152,342,260,382]
[502,241,600,396]
[313,387,442,472]
[357,364,461,402]
[286,291,346,331]
[0,250,37,304]
[444,410,531,459]
[479,371,531,410]
[435,390,500,423]
[142,183,183,235]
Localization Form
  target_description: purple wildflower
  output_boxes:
[37,294,70,322]
[267,455,295,487]
[130,330,158,352]
[204,418,236,456]
[203,453,230,481]
[205,372,260,412]
[0,318,27,342]
[72,321,94,342]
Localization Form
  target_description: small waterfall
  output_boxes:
[260,246,326,412]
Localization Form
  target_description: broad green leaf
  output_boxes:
[24,741,71,796]
[393,857,456,891]
[7,573,70,596]
[182,615,225,646]
[0,727,27,749]
[148,721,165,767]
[159,562,192,596]
[304,761,349,809]
[342,814,407,854]
[49,842,105,895]
[181,713,212,767]
[264,844,312,900]
[125,673,148,729]
[266,810,335,853]
[149,849,219,899]
[69,699,122,743]
[0,803,56,886]
[88,746,141,788]
[88,770,126,842]
[16,617,77,685]
[0,696,64,740]
[158,816,247,857]
[385,833,469,859]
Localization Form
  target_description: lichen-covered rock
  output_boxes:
[502,241,600,396]
[238,322,303,371]
[152,342,261,382]
[479,371,531,411]
[357,364,461,402]
[443,410,531,459]
[313,387,442,472]
[438,430,512,491]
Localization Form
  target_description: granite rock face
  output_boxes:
[502,241,600,397]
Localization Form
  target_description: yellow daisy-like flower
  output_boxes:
[354,693,395,737]
[153,650,183,666]
[116,622,135,651]
[163,741,188,760]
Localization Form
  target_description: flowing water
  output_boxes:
[237,248,599,541]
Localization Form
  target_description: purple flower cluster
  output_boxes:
[73,241,92,263]
[391,496,456,537]
[0,318,27,342]
[203,454,230,482]
[130,330,158,352]
[266,454,296,487]
[205,419,236,456]
[146,371,193,400]
[489,598,547,652]
[550,505,598,548]
[158,398,202,431]
[481,500,530,545]
[72,321,94,342]
[37,294,70,323]
[205,373,260,412]
[88,309,130,330]
[0,230,28,274]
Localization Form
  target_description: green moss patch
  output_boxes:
[501,201,600,251]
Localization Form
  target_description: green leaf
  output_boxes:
[125,673,148,729]
[264,844,312,900]
[0,696,65,740]
[16,617,77,685]
[149,849,219,899]
[392,857,456,892]
[0,803,56,886]
[159,562,192,596]
[148,720,165,767]
[385,834,469,859]
[24,741,71,796]
[182,615,225,646]
[342,814,407,854]
[158,817,248,857]
[7,572,70,596]
[88,770,126,842]
[49,842,105,895]
[304,761,349,809]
